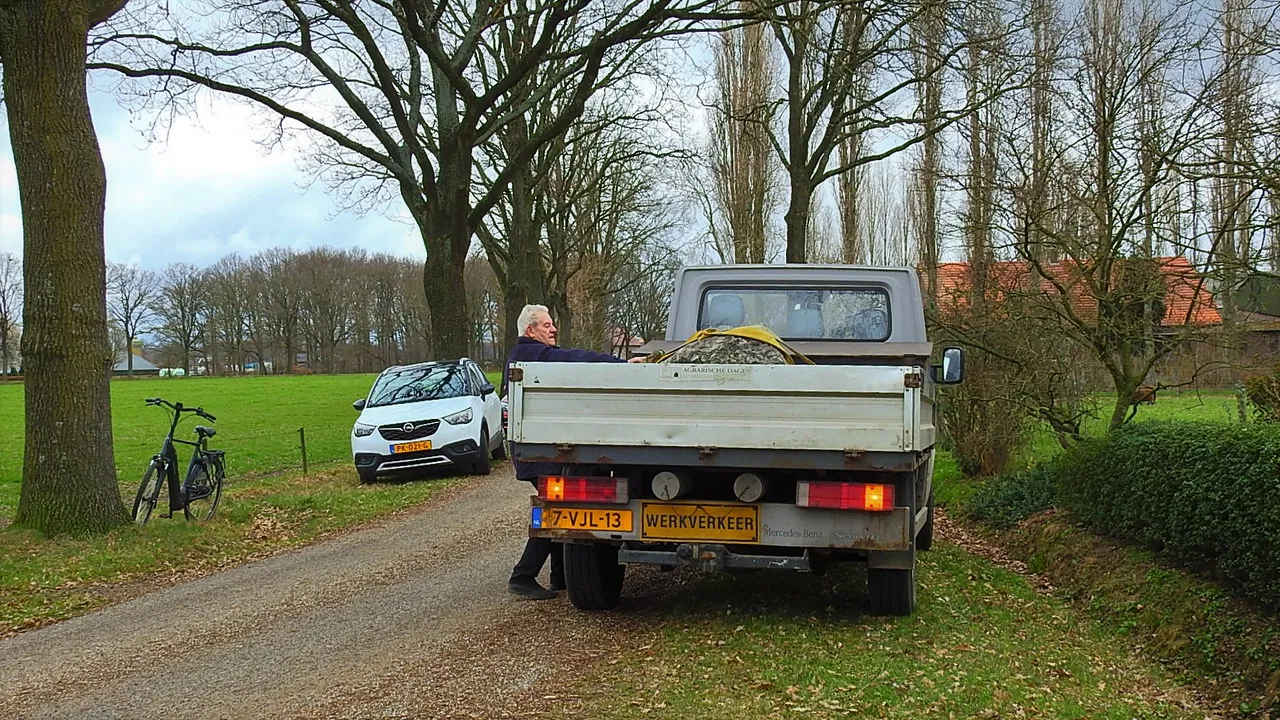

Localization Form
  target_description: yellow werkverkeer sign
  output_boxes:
[640,501,760,543]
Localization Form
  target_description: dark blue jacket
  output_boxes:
[504,336,624,480]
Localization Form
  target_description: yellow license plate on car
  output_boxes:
[536,507,633,532]
[641,502,760,543]
[391,440,432,453]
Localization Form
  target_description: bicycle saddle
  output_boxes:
[195,425,217,438]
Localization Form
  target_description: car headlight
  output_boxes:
[443,408,473,425]
[353,422,377,437]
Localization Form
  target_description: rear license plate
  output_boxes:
[533,507,633,532]
[640,502,760,543]
[391,440,432,453]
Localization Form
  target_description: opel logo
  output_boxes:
[403,423,415,433]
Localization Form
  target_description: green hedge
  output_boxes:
[965,465,1058,529]
[1056,421,1280,610]
[1244,367,1280,423]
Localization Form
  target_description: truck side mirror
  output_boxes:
[933,347,965,384]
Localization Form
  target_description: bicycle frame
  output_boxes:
[151,402,212,514]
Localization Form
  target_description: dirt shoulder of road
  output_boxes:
[1,462,475,638]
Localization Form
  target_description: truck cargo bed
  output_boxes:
[508,362,936,457]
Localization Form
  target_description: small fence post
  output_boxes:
[298,427,308,477]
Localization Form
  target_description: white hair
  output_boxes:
[517,304,550,335]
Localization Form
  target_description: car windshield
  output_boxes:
[367,364,470,408]
[698,287,891,341]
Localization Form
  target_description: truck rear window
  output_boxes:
[698,288,890,341]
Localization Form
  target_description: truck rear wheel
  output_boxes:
[917,490,935,552]
[564,543,625,610]
[868,566,916,616]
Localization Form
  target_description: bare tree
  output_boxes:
[0,253,21,380]
[542,117,684,350]
[980,0,1237,429]
[297,248,354,373]
[91,0,748,359]
[708,12,778,263]
[765,0,1017,262]
[910,0,946,298]
[464,251,503,363]
[106,262,160,376]
[152,264,205,376]
[255,249,304,373]
[203,255,255,374]
[2,0,131,532]
[607,245,681,352]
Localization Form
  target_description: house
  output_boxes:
[113,344,161,376]
[606,326,646,358]
[1231,272,1280,365]
[934,256,1222,328]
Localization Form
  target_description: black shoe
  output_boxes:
[508,578,557,600]
[549,576,566,592]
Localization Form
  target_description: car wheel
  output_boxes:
[473,426,492,476]
[357,467,377,484]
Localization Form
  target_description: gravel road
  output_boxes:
[0,466,664,720]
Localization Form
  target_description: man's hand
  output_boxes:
[627,356,646,364]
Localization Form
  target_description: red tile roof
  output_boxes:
[935,256,1221,327]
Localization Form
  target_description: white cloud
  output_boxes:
[0,88,423,269]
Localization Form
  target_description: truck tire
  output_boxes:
[917,490,935,552]
[868,566,916,616]
[564,543,625,610]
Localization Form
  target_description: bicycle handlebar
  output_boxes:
[145,397,215,422]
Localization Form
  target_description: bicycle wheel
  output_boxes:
[132,463,164,526]
[183,454,224,522]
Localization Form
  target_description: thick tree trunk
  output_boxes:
[2,0,130,533]
[783,39,810,265]
[0,325,9,380]
[784,173,812,264]
[498,173,546,360]
[422,251,468,359]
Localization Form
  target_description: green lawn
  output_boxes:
[1,371,504,633]
[1020,389,1238,475]
[561,544,1213,719]
[0,372,503,519]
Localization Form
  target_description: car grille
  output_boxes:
[379,419,440,441]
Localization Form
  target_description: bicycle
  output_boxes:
[132,397,226,526]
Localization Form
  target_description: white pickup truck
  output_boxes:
[507,265,964,615]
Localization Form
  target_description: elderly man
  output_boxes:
[504,304,642,600]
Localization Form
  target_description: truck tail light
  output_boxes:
[538,476,629,504]
[796,481,894,511]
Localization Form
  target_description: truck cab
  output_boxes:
[507,265,964,615]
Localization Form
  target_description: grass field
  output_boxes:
[1049,388,1238,456]
[933,389,1239,509]
[1,372,502,633]
[0,372,503,519]
[559,544,1214,719]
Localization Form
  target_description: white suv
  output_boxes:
[350,358,505,483]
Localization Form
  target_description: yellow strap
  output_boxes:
[646,325,815,365]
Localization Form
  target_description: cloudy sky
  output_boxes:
[0,84,428,271]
